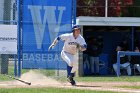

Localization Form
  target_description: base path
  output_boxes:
[0,71,140,93]
[0,81,140,93]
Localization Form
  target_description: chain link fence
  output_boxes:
[0,0,68,81]
[0,0,17,78]
[1,0,139,84]
[20,0,71,79]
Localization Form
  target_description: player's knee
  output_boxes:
[113,64,117,69]
[68,63,73,67]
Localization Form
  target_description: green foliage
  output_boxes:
[77,0,140,17]
[133,0,140,17]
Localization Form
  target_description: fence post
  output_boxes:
[14,54,17,76]
[117,51,120,77]
[1,54,9,74]
[17,0,21,77]
[72,0,76,25]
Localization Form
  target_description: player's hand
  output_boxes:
[48,44,55,51]
[77,44,87,51]
[76,43,81,49]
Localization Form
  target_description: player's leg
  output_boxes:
[61,51,75,85]
[134,64,140,72]
[126,66,132,76]
[68,55,78,85]
[122,62,131,76]
[95,57,100,75]
[61,51,73,66]
[66,54,77,85]
[67,65,76,85]
[67,72,76,85]
[113,63,121,75]
[66,63,76,85]
[61,51,72,76]
[67,65,72,77]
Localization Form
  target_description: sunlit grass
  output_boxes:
[117,86,140,89]
[0,87,124,93]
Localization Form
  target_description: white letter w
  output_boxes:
[28,5,65,49]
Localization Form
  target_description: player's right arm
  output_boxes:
[48,33,69,51]
[48,37,60,51]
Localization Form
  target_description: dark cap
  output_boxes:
[72,25,81,31]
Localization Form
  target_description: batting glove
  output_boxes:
[76,43,81,48]
[48,44,55,51]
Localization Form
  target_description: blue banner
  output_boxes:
[22,0,73,69]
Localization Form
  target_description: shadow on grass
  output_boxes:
[75,84,101,88]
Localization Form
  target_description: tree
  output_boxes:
[133,0,140,17]
[125,0,140,17]
[108,0,121,17]
[76,0,140,17]
[77,0,98,16]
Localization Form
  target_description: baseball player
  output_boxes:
[48,25,87,85]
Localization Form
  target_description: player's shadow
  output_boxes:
[75,84,101,88]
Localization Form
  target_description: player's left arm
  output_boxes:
[79,44,87,51]
[77,37,87,51]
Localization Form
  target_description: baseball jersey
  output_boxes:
[59,33,86,55]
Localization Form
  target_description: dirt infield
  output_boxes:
[0,81,140,93]
[0,71,140,93]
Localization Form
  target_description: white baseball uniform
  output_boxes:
[60,33,86,73]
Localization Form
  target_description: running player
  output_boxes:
[48,25,87,85]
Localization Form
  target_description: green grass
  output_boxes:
[0,66,30,81]
[0,66,55,81]
[117,86,140,89]
[8,66,55,77]
[0,74,11,81]
[0,67,139,93]
[75,76,140,82]
[57,75,140,83]
[0,87,123,93]
[8,66,30,76]
[1,65,140,83]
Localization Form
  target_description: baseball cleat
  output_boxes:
[67,76,76,86]
[71,80,76,86]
